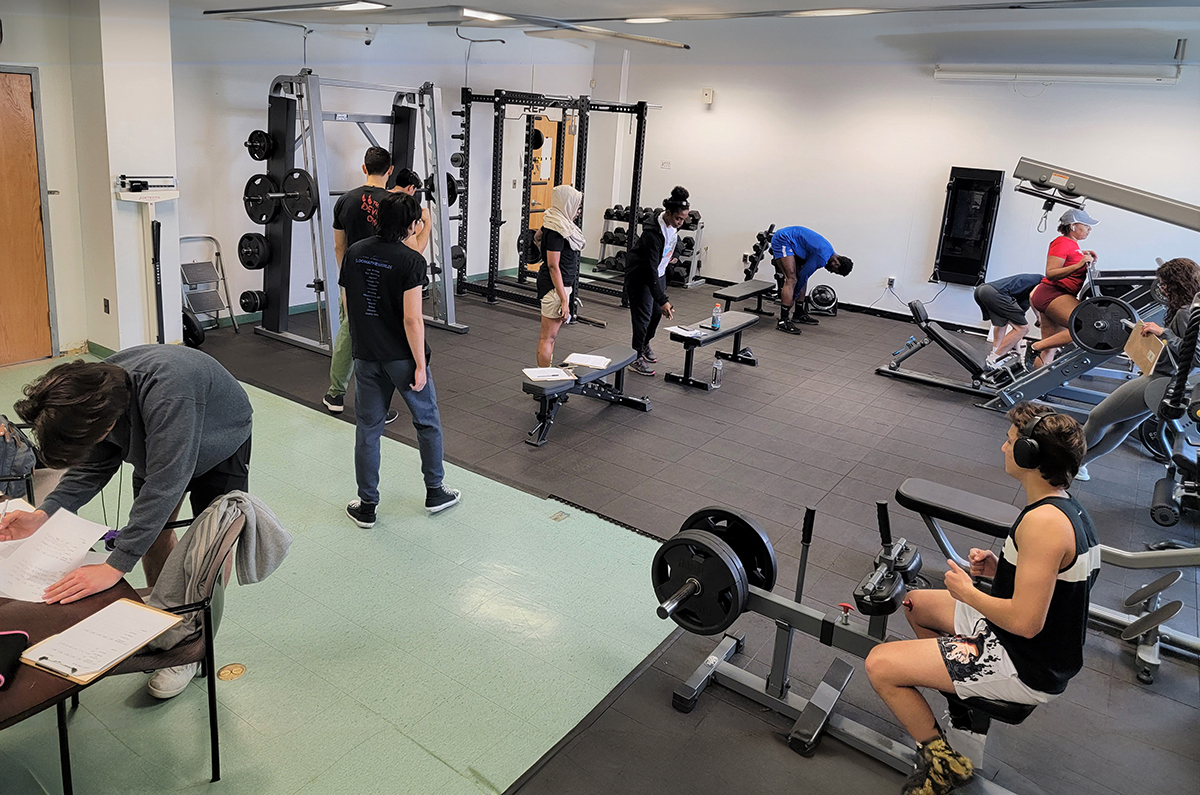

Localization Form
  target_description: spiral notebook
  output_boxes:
[21,598,181,684]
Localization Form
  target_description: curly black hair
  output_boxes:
[1156,257,1200,323]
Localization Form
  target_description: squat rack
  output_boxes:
[453,88,650,310]
[250,70,466,355]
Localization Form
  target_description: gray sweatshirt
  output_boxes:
[39,345,253,572]
[1154,305,1193,378]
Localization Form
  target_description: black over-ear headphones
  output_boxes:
[1013,413,1054,469]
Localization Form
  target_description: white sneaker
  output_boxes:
[1075,464,1090,482]
[984,353,1000,369]
[148,662,199,699]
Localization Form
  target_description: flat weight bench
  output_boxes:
[522,344,651,447]
[666,310,759,391]
[713,279,776,316]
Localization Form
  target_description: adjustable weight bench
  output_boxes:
[522,344,651,447]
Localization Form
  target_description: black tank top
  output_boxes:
[988,494,1100,694]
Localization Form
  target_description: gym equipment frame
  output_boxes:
[248,71,466,355]
[454,88,651,311]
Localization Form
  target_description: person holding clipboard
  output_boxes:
[1075,257,1200,481]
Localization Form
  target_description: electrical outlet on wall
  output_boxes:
[104,298,110,314]
[661,160,671,169]
[701,87,714,105]
[512,179,518,189]
[887,277,896,288]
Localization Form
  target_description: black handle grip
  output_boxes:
[801,507,816,545]
[876,501,893,548]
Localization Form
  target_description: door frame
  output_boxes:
[1,64,59,356]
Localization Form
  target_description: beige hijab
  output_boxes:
[542,184,586,252]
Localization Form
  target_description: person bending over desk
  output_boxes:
[769,225,853,334]
[625,186,688,377]
[865,404,1099,795]
[535,185,586,367]
[972,273,1042,368]
[1073,256,1200,482]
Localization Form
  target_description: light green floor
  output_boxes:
[0,356,670,794]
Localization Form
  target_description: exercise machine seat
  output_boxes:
[943,692,1037,726]
[907,301,987,379]
[895,479,1019,539]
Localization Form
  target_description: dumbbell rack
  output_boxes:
[594,208,705,289]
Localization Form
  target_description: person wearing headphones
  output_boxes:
[769,226,854,334]
[865,403,1099,795]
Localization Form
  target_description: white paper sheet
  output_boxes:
[563,353,611,369]
[0,498,40,561]
[0,510,110,602]
[523,367,575,381]
[23,599,180,680]
[665,325,704,339]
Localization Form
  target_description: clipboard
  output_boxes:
[20,598,182,685]
[1124,321,1166,376]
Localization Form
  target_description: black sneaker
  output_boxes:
[776,320,803,335]
[1023,344,1040,372]
[794,312,819,326]
[346,499,377,528]
[323,393,345,413]
[425,485,461,514]
[384,408,400,425]
[641,345,657,363]
[630,358,656,376]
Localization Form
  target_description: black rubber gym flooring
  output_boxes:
[202,275,1199,795]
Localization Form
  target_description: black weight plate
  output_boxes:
[281,168,317,221]
[239,290,266,313]
[1069,295,1135,354]
[680,507,777,590]
[810,284,837,311]
[445,173,462,207]
[1138,415,1171,463]
[652,529,748,636]
[530,128,545,150]
[245,129,274,161]
[517,229,541,265]
[237,232,271,270]
[243,174,279,224]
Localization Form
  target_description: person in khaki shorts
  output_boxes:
[535,185,585,367]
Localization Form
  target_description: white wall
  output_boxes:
[1,0,89,352]
[168,13,596,316]
[590,11,1200,328]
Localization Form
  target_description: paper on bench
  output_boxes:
[563,353,611,369]
[22,598,181,683]
[0,509,110,602]
[523,367,576,382]
[665,325,704,339]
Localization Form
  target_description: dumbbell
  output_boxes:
[613,251,629,270]
[677,236,695,256]
[600,231,619,246]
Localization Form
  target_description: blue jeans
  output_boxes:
[353,358,445,504]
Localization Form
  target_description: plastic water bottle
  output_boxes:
[711,358,723,389]
[711,303,722,330]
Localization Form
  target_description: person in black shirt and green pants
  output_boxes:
[535,185,586,366]
[339,193,460,527]
[864,403,1099,795]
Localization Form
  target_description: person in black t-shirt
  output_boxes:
[534,185,586,367]
[339,193,460,526]
[324,149,429,416]
[864,403,1098,795]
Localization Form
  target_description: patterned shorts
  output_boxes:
[937,602,1057,705]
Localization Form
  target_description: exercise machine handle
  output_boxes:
[801,507,816,545]
[876,501,893,553]
[657,578,701,620]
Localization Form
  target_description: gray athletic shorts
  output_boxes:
[974,284,1029,328]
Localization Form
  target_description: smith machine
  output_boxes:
[236,70,467,355]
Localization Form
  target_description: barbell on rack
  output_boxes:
[420,172,465,207]
[243,169,318,224]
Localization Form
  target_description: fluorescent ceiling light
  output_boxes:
[462,8,512,21]
[625,17,671,24]
[328,1,387,9]
[934,65,1179,85]
[784,7,881,16]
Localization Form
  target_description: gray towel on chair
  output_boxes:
[146,491,292,651]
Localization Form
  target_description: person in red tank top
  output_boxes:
[1025,208,1100,368]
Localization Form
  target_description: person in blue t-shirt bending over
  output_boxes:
[769,226,853,334]
[973,273,1042,368]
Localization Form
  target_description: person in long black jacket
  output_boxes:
[624,186,690,376]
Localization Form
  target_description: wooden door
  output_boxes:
[0,72,52,365]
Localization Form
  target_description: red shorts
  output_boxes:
[1029,282,1074,315]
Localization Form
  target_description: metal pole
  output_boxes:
[486,89,506,304]
[518,114,536,284]
[456,88,472,296]
[302,73,340,349]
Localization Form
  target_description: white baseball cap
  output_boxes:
[1060,208,1098,226]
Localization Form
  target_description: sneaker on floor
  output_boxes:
[630,358,656,376]
[641,345,657,363]
[426,485,461,514]
[794,311,819,326]
[776,319,803,335]
[902,738,975,795]
[346,499,377,528]
[147,662,199,699]
[1075,464,1090,482]
[323,393,345,413]
[384,408,400,425]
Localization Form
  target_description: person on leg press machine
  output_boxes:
[769,225,853,334]
[865,403,1100,795]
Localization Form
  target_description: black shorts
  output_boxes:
[974,284,1029,328]
[133,434,252,519]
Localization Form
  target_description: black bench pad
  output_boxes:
[667,311,758,348]
[713,280,775,301]
[522,344,638,397]
[521,344,649,446]
[895,479,1018,539]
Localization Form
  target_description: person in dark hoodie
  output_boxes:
[624,186,689,376]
